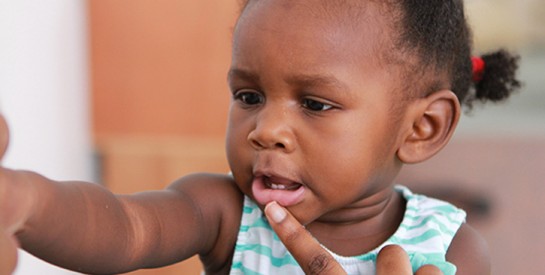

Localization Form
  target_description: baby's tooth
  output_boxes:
[271,183,286,190]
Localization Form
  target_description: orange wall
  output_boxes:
[89,0,240,138]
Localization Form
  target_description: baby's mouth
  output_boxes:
[251,175,306,207]
[264,176,302,191]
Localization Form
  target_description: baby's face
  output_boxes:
[226,0,408,225]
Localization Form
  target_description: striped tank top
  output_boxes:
[229,185,466,275]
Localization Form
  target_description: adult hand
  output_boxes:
[0,114,18,274]
[0,114,8,159]
[0,228,18,275]
[264,202,443,275]
[0,115,19,275]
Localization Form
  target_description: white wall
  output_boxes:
[0,0,90,274]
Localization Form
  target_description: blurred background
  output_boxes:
[0,0,543,274]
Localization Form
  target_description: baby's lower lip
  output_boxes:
[251,176,306,207]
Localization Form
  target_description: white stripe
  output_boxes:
[238,250,303,274]
[385,236,446,254]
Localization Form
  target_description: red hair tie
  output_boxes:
[471,56,485,83]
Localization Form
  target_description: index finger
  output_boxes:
[264,202,346,275]
[376,245,443,275]
[376,245,412,275]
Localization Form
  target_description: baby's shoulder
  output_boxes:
[167,173,244,271]
[446,223,490,274]
[167,172,244,214]
[168,172,239,191]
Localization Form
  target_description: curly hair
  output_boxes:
[393,0,521,107]
[237,0,521,108]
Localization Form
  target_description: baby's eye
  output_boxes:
[302,98,333,112]
[234,90,264,106]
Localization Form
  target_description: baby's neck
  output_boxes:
[306,188,405,256]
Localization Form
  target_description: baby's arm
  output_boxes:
[446,223,491,274]
[0,116,241,274]
[1,170,238,274]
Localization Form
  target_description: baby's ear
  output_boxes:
[397,90,460,164]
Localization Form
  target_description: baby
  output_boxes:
[0,0,520,274]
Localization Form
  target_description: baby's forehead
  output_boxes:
[236,0,452,100]
[236,0,400,64]
[241,0,389,22]
[231,1,410,95]
[239,0,396,42]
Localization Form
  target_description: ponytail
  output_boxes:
[471,49,522,103]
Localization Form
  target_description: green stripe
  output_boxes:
[251,217,271,228]
[352,252,377,262]
[408,253,456,275]
[235,243,299,267]
[240,218,282,241]
[389,228,442,246]
[405,207,461,220]
[409,252,447,261]
[404,211,462,227]
[239,223,273,233]
[231,261,262,275]
[398,216,457,236]
[405,201,460,213]
[240,216,270,232]
[243,206,254,214]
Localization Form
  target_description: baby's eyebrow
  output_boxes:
[227,68,348,92]
[227,68,260,84]
[285,73,348,91]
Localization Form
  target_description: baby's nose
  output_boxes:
[247,107,295,153]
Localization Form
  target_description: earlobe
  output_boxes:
[397,90,460,164]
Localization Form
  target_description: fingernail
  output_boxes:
[265,201,287,223]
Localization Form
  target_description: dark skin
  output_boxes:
[0,117,18,275]
[0,0,489,274]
